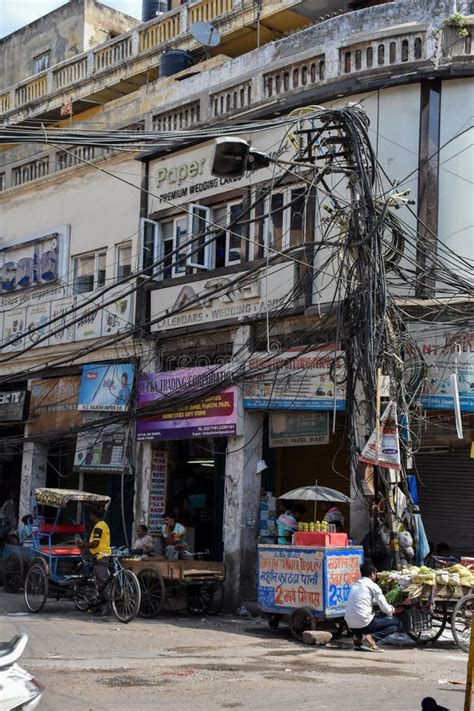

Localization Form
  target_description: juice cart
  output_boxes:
[258,540,363,640]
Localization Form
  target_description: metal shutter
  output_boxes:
[415,449,474,557]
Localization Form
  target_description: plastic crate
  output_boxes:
[402,608,432,634]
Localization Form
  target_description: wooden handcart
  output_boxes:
[122,557,226,618]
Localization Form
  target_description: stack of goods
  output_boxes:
[259,492,276,541]
[377,564,474,601]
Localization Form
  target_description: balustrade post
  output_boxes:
[87,50,94,77]
[131,28,140,57]
[179,4,189,35]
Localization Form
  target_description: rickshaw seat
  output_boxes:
[40,546,82,556]
[40,524,85,535]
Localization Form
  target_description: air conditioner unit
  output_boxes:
[156,0,169,15]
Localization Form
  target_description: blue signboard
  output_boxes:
[78,363,134,412]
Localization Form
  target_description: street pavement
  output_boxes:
[0,592,469,711]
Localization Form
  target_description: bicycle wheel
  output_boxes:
[73,581,95,612]
[451,594,473,653]
[24,563,48,613]
[407,604,448,644]
[110,569,141,623]
[137,568,166,618]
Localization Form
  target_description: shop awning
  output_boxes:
[35,488,111,509]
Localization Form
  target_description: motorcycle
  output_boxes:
[0,634,43,711]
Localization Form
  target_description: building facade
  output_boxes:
[0,0,472,607]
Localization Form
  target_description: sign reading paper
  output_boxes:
[136,367,242,440]
[148,450,168,532]
[78,363,134,412]
[244,347,346,411]
[269,411,329,447]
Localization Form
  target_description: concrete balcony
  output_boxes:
[0,0,313,124]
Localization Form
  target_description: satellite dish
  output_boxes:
[191,21,221,48]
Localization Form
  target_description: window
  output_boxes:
[414,37,422,59]
[378,44,385,65]
[33,51,50,74]
[366,47,373,68]
[355,50,362,70]
[73,250,106,294]
[401,39,409,62]
[389,41,396,64]
[117,243,132,279]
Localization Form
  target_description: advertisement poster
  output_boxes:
[269,411,329,447]
[244,348,346,411]
[74,426,129,472]
[48,298,74,346]
[409,328,474,412]
[74,295,103,342]
[257,546,324,613]
[29,376,82,435]
[2,307,26,350]
[136,367,242,441]
[25,302,51,345]
[324,550,362,617]
[148,450,168,532]
[101,288,134,337]
[78,363,134,412]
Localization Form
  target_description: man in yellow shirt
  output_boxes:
[79,507,112,613]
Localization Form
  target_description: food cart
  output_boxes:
[257,541,363,640]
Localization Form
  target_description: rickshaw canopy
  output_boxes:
[34,488,111,509]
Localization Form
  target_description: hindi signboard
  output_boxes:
[257,546,325,613]
[269,411,329,447]
[244,347,346,411]
[324,550,362,617]
[136,367,242,441]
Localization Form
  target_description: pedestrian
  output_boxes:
[344,562,403,652]
[131,524,154,555]
[276,504,304,544]
[162,512,191,560]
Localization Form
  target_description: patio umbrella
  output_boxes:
[278,485,350,523]
[278,486,350,503]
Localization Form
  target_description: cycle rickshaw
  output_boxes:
[2,488,141,623]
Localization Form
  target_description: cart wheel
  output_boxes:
[288,607,317,641]
[110,569,141,624]
[407,604,448,644]
[451,593,473,653]
[268,614,282,630]
[24,563,48,613]
[4,553,24,593]
[186,581,223,615]
[137,568,166,618]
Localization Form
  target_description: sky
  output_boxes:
[0,0,143,38]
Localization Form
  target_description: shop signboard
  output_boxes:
[324,550,361,617]
[78,363,135,412]
[148,450,168,532]
[244,347,346,411]
[269,411,329,447]
[418,411,473,448]
[28,376,82,435]
[73,425,129,473]
[150,262,295,332]
[0,391,26,422]
[409,327,474,412]
[257,547,325,613]
[136,367,242,440]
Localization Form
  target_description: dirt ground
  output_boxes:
[0,591,469,711]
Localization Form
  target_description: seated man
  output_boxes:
[161,512,191,561]
[130,524,154,555]
[344,562,402,651]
